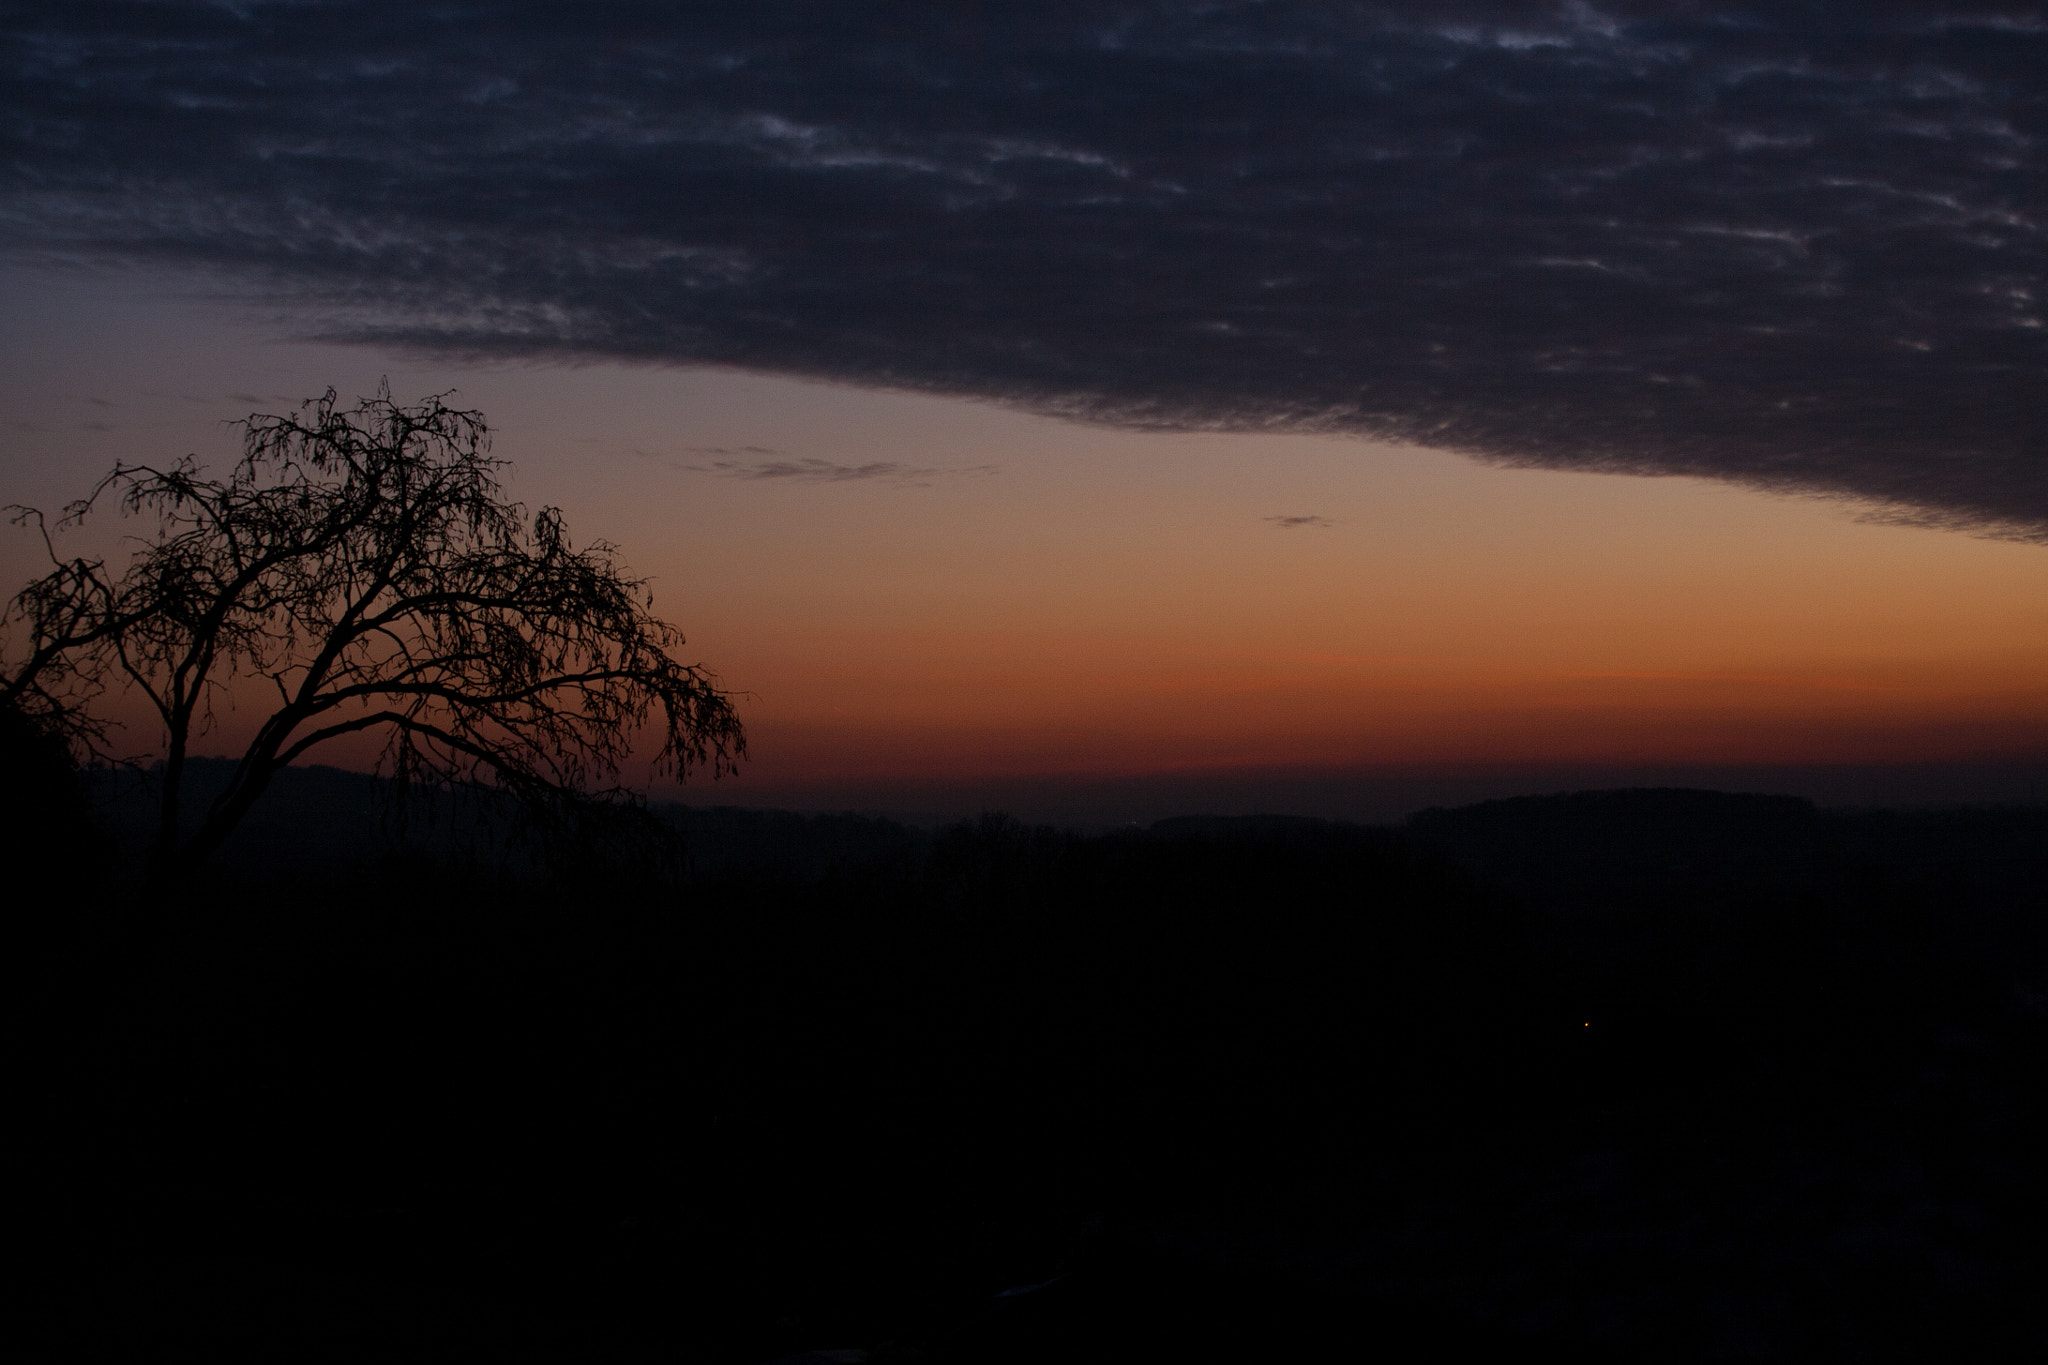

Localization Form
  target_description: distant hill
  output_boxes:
[83,758,926,879]
[1407,787,1824,913]
[1406,786,2048,922]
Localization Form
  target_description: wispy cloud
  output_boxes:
[1266,515,1335,530]
[646,447,997,486]
[7,4,2046,536]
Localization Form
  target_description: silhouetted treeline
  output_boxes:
[8,774,2048,1361]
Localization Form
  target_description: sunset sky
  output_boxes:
[4,3,2046,822]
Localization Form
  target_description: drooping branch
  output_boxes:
[0,515,125,759]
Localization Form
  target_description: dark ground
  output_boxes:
[6,761,2048,1362]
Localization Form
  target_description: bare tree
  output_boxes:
[2,386,744,885]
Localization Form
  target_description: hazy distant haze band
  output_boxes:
[4,2,2046,533]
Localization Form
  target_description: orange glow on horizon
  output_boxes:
[7,299,2044,804]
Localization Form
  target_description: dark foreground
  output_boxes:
[6,772,2048,1362]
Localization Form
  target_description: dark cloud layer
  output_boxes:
[5,3,2047,534]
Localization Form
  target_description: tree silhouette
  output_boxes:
[2,386,744,885]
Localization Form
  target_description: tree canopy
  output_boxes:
[2,386,744,880]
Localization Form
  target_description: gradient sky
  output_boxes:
[4,4,2046,821]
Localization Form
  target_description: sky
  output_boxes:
[4,2,2046,822]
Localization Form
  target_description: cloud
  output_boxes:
[685,456,963,486]
[1266,515,1335,530]
[647,447,995,486]
[5,3,2046,535]
[677,447,782,461]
